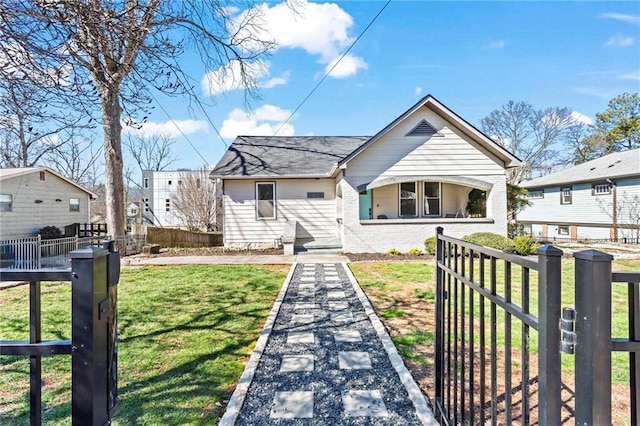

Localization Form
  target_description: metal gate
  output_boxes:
[434,227,640,425]
[0,241,120,426]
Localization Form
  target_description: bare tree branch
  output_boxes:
[172,170,218,232]
[481,101,580,184]
[124,133,178,172]
[0,0,278,250]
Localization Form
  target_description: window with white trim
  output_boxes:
[0,194,12,212]
[256,182,276,219]
[592,183,611,195]
[560,187,572,205]
[399,182,417,217]
[558,226,569,235]
[423,182,441,216]
[69,198,80,212]
[526,189,544,199]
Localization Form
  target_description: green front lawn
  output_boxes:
[351,258,640,384]
[0,264,288,425]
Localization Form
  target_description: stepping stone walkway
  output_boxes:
[220,263,437,425]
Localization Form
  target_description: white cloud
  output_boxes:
[571,111,594,126]
[220,104,295,139]
[482,40,506,49]
[605,35,634,47]
[239,0,354,60]
[414,87,423,96]
[124,119,209,139]
[620,70,640,80]
[324,54,367,78]
[262,71,290,88]
[0,42,70,86]
[201,60,289,96]
[599,13,640,24]
[230,0,365,79]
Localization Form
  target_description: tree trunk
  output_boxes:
[100,87,126,253]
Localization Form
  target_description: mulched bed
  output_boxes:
[150,247,284,257]
[343,253,434,262]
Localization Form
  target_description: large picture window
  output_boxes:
[256,182,276,219]
[0,194,12,212]
[399,182,417,217]
[423,182,441,216]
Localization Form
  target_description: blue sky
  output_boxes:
[125,0,640,171]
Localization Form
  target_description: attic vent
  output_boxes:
[406,119,440,137]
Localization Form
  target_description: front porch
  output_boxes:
[356,177,491,222]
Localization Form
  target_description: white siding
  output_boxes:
[347,107,505,178]
[617,178,640,237]
[519,177,640,228]
[338,103,510,252]
[0,171,90,239]
[223,178,337,247]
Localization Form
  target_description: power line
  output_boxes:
[146,91,212,167]
[272,0,392,136]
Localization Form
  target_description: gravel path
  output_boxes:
[221,262,437,425]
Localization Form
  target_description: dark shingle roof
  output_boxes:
[521,148,640,188]
[211,136,370,177]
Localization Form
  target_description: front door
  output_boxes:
[359,190,372,220]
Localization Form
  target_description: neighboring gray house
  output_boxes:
[0,167,95,239]
[519,148,640,242]
[211,95,521,253]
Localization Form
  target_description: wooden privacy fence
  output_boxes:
[145,226,223,248]
[434,226,640,425]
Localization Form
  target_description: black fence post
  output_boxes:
[537,244,563,426]
[69,246,109,426]
[434,226,445,415]
[29,280,42,426]
[573,250,613,425]
[103,240,120,417]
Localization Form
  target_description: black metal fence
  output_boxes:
[434,227,640,425]
[0,241,120,426]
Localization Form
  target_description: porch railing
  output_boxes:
[1,235,120,269]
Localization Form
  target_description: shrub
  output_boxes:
[507,222,526,239]
[514,235,536,256]
[387,248,401,257]
[462,232,515,253]
[408,247,423,256]
[38,226,63,240]
[424,236,437,255]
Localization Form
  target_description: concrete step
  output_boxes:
[296,247,343,255]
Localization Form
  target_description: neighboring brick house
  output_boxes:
[0,167,95,239]
[211,95,520,253]
[519,149,640,242]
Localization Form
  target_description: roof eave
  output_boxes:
[338,94,522,169]
[522,171,640,188]
[213,173,336,180]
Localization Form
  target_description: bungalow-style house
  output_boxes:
[0,167,95,240]
[519,148,640,242]
[211,95,521,253]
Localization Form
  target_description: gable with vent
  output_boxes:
[406,119,442,137]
